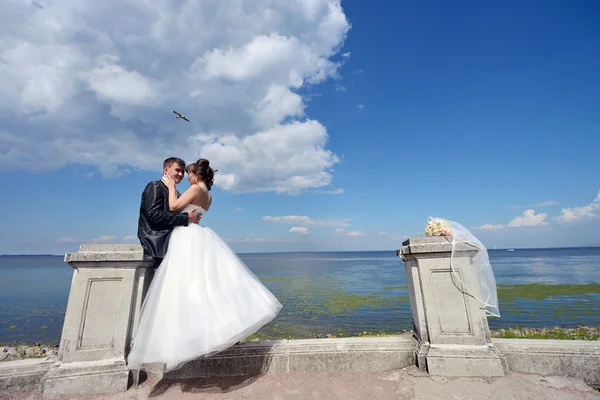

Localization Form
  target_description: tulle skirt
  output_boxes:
[127,224,283,372]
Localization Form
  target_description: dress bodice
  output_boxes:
[183,204,208,216]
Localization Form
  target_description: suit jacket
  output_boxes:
[137,180,189,259]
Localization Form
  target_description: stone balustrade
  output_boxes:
[398,236,507,376]
[40,244,154,399]
[1,239,598,398]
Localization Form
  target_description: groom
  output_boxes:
[137,157,201,268]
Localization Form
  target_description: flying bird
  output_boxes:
[172,110,190,122]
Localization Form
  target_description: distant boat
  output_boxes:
[507,249,515,252]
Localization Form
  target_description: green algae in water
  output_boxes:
[498,284,600,301]
[494,284,600,326]
[268,276,406,317]
[382,286,407,291]
[7,277,600,343]
[247,276,411,339]
[261,277,293,282]
[323,288,408,314]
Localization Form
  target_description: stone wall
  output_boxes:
[1,239,599,397]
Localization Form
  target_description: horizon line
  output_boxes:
[1,245,599,257]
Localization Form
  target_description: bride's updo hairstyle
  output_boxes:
[185,158,217,190]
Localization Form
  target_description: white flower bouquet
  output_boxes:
[424,217,453,237]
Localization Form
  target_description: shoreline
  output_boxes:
[2,326,598,363]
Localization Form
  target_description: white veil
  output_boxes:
[429,217,501,318]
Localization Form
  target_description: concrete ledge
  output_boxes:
[493,338,600,386]
[398,237,478,258]
[5,337,598,396]
[424,344,507,377]
[41,358,129,399]
[64,243,152,267]
[165,336,417,379]
[0,357,55,395]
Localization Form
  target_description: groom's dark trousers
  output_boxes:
[137,180,189,269]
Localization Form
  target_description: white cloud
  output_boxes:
[315,188,344,194]
[475,209,548,231]
[229,237,296,244]
[476,193,600,230]
[192,120,339,194]
[81,57,161,107]
[378,231,388,236]
[510,201,559,209]
[263,215,351,227]
[0,0,350,194]
[122,235,138,241]
[235,207,243,212]
[58,235,118,243]
[93,235,119,243]
[253,84,305,128]
[345,230,365,237]
[478,224,505,231]
[57,237,80,243]
[556,191,600,223]
[334,228,365,237]
[392,234,409,241]
[507,209,548,227]
[356,104,365,110]
[289,226,310,234]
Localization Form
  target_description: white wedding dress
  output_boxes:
[127,204,283,372]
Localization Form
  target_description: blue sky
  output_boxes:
[1,0,599,255]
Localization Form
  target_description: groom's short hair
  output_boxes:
[163,157,185,169]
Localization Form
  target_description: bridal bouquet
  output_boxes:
[425,218,453,237]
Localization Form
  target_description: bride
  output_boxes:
[127,158,283,372]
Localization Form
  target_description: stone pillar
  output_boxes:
[398,236,507,377]
[41,244,154,399]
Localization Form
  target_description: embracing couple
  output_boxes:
[127,157,283,372]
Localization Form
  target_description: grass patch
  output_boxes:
[245,326,600,342]
[491,326,599,340]
[245,327,411,341]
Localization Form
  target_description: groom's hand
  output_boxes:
[187,209,201,224]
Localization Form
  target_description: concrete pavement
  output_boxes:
[4,366,599,400]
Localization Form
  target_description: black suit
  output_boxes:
[137,180,189,266]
